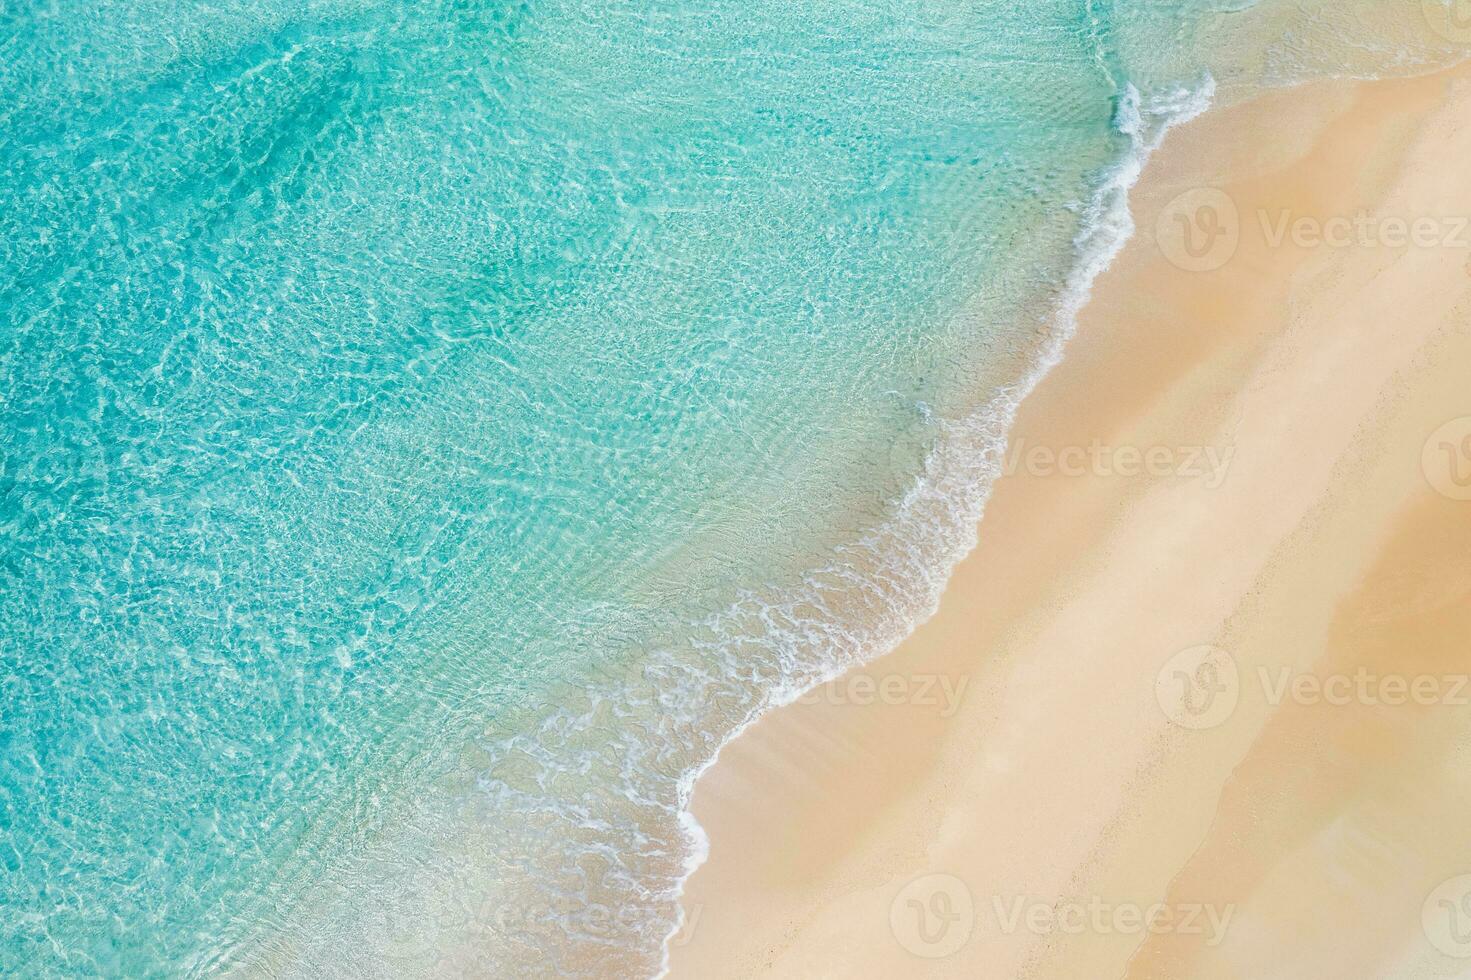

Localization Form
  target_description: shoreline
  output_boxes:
[666,58,1471,979]
[652,69,1222,979]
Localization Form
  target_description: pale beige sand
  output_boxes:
[668,61,1471,980]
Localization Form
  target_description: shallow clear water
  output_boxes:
[0,0,1461,976]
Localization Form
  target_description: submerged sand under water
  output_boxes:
[672,56,1471,980]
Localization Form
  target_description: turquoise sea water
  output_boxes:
[1,1,1463,976]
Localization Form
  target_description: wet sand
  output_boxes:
[669,61,1471,980]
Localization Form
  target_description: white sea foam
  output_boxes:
[212,73,1223,980]
[435,26,1469,978]
[649,74,1219,979]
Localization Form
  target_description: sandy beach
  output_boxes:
[669,59,1471,980]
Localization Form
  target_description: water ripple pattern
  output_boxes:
[1,0,1462,976]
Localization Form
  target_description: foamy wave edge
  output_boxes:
[227,75,1221,980]
[208,75,1218,980]
[652,75,1218,979]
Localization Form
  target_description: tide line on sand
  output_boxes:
[668,59,1471,980]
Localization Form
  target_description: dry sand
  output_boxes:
[668,61,1471,980]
